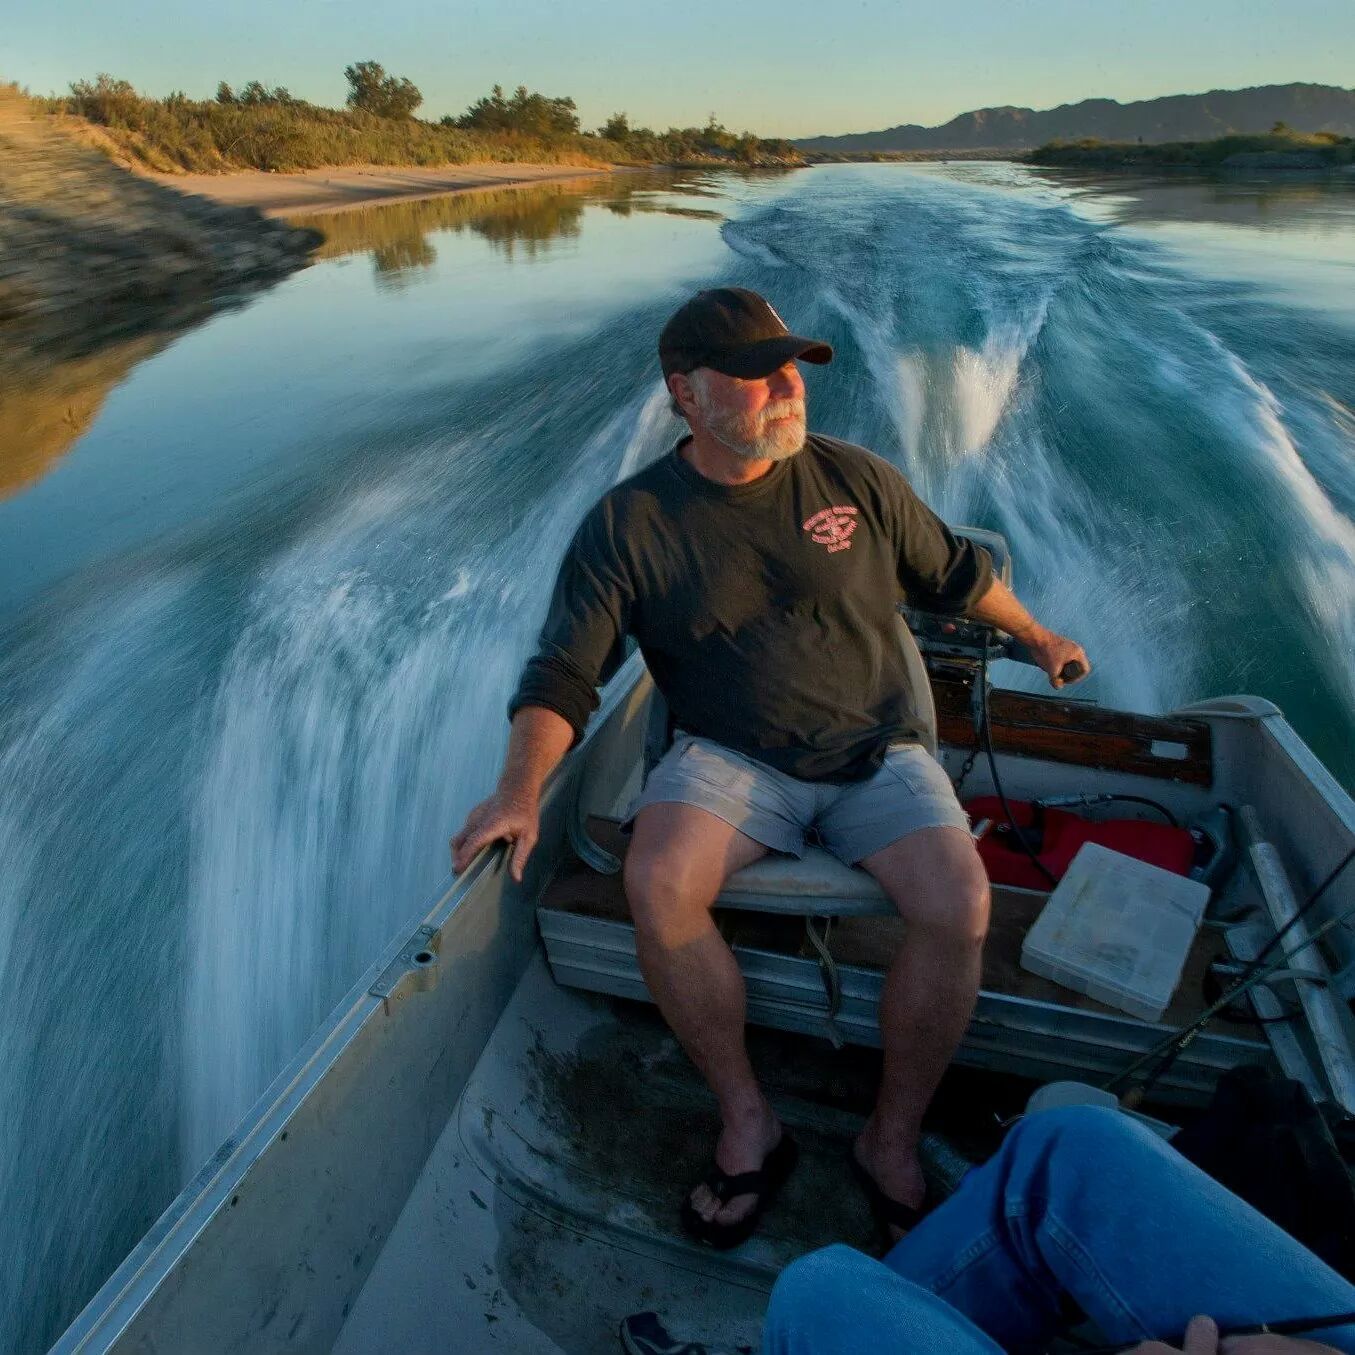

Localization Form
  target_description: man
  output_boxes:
[452,287,1089,1248]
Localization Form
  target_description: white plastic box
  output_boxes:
[1020,842,1211,1023]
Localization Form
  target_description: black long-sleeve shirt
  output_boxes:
[510,433,993,782]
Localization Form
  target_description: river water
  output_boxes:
[1,163,1353,1351]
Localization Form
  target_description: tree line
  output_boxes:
[187,62,797,162]
[57,66,801,173]
[1027,122,1354,170]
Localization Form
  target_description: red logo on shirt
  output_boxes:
[803,505,859,553]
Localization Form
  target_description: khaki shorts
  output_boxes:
[627,732,971,865]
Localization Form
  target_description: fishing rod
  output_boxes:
[1103,845,1355,1101]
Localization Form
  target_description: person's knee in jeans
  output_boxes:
[766,1246,862,1329]
[1004,1102,1155,1159]
[765,1244,1000,1355]
[977,1101,1172,1207]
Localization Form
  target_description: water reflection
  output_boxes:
[0,338,165,499]
[292,181,587,282]
[610,202,724,221]
[0,170,728,493]
[1028,166,1355,237]
[287,171,731,284]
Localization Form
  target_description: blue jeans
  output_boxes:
[763,1106,1355,1355]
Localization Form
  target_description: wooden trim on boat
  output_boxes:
[932,672,1214,786]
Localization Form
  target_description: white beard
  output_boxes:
[692,377,807,461]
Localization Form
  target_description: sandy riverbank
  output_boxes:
[0,89,319,496]
[152,162,615,218]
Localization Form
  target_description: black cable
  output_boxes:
[1095,794,1179,828]
[976,647,1060,890]
[1034,792,1180,827]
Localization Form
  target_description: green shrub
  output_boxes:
[68,73,144,126]
[344,61,422,120]
[456,84,580,137]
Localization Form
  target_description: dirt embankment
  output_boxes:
[0,89,320,496]
[0,90,321,362]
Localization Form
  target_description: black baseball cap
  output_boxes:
[659,287,833,380]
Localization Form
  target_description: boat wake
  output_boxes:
[722,170,1355,730]
[180,383,674,1167]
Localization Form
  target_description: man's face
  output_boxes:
[680,361,807,461]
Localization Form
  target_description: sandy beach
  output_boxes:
[152,162,615,217]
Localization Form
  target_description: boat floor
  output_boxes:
[332,952,1034,1355]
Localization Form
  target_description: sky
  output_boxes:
[5,0,1353,139]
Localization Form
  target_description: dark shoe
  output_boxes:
[618,1311,748,1355]
[849,1147,931,1245]
[678,1133,798,1251]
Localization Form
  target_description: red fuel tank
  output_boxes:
[964,796,1196,890]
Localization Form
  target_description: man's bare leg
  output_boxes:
[624,801,773,1227]
[856,825,990,1231]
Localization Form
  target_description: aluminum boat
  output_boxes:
[50,531,1355,1355]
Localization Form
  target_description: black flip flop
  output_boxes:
[849,1149,931,1246]
[679,1133,799,1251]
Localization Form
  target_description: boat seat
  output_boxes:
[714,610,939,920]
[716,846,896,918]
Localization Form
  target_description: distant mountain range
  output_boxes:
[796,83,1355,153]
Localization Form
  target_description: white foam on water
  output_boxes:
[437,569,474,603]
[893,354,926,468]
[951,332,1026,457]
[719,221,787,269]
[1211,348,1355,708]
[0,572,201,1344]
[981,415,1192,714]
[612,384,673,483]
[179,392,675,1168]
